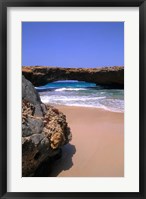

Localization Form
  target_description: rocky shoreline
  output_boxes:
[22,66,124,88]
[22,76,72,177]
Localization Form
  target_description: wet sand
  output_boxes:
[50,106,124,177]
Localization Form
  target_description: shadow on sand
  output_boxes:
[49,143,76,177]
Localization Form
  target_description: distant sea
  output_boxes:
[35,80,124,113]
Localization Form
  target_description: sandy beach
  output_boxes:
[49,105,124,177]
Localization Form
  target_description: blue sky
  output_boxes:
[22,22,124,68]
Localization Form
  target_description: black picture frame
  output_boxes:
[0,0,146,198]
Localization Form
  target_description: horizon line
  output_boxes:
[22,65,124,68]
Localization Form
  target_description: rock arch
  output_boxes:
[22,66,124,88]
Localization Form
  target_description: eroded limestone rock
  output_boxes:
[22,66,124,88]
[22,76,72,176]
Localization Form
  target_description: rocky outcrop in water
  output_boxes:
[22,66,124,88]
[22,75,72,176]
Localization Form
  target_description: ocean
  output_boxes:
[36,80,124,113]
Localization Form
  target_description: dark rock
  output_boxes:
[22,124,32,137]
[41,103,47,114]
[27,117,44,134]
[22,76,72,177]
[34,148,62,177]
[22,75,41,104]
[39,137,50,152]
[22,75,43,116]
[53,148,62,160]
[31,134,44,145]
[34,157,53,177]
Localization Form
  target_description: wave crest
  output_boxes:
[55,88,88,92]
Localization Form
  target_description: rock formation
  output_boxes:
[22,75,72,176]
[22,66,124,88]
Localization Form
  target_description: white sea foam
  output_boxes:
[40,95,124,113]
[62,103,124,113]
[55,88,88,91]
[38,80,124,113]
[40,95,105,101]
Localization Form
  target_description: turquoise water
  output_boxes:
[36,80,124,112]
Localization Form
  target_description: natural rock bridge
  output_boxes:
[22,66,124,88]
